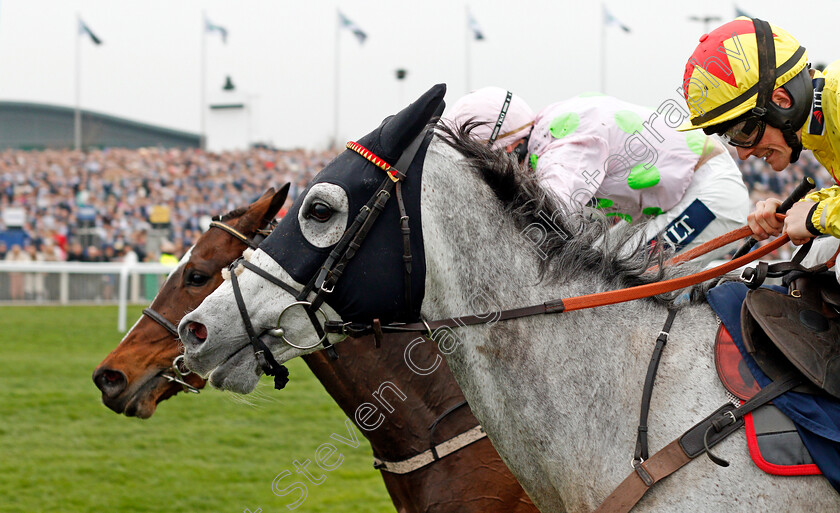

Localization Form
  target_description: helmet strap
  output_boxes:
[751,18,776,117]
[753,18,803,163]
[781,120,804,163]
[488,91,513,146]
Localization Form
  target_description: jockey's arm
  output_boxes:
[749,186,840,243]
[801,186,840,239]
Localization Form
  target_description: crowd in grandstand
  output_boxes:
[0,144,833,265]
[0,146,337,264]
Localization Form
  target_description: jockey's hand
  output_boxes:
[748,197,783,240]
[784,200,817,246]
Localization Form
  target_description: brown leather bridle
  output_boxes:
[211,143,820,510]
[141,218,275,394]
[226,138,420,389]
[226,141,795,363]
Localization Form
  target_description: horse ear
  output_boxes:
[375,83,446,162]
[266,183,290,222]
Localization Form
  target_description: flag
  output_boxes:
[734,6,753,18]
[603,6,631,33]
[205,17,228,44]
[79,18,102,45]
[338,10,367,44]
[467,8,485,40]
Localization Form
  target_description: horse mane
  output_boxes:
[435,120,684,299]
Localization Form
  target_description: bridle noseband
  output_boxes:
[141,217,276,394]
[140,307,200,394]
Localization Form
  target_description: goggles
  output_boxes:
[719,116,767,148]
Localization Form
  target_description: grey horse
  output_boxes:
[178,87,839,512]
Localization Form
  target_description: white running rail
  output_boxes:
[0,261,175,331]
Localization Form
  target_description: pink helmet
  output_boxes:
[444,87,535,150]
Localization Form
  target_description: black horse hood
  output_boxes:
[260,83,446,324]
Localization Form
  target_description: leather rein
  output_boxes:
[231,141,792,357]
[141,218,275,394]
[326,222,791,341]
[221,143,799,491]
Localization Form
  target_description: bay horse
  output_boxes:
[93,186,536,513]
[178,84,840,512]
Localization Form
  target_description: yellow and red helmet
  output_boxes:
[680,17,809,132]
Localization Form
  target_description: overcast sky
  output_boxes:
[0,0,837,149]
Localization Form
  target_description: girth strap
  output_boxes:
[373,425,487,474]
[428,399,469,460]
[595,372,802,513]
[595,438,692,513]
[703,371,803,466]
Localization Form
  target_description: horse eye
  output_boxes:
[186,270,210,286]
[307,201,333,222]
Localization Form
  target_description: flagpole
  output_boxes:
[333,10,340,149]
[464,5,470,94]
[600,2,607,94]
[600,3,606,94]
[200,10,207,150]
[74,12,82,151]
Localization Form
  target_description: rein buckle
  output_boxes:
[740,267,756,284]
[324,321,372,338]
[254,350,270,373]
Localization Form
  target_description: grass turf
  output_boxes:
[0,305,393,513]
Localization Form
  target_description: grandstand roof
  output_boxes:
[0,102,200,150]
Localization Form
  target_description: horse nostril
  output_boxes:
[93,367,127,398]
[188,322,208,343]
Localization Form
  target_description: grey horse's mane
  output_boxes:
[435,120,685,299]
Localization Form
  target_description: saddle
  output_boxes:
[715,322,821,475]
[741,272,840,399]
[708,280,840,488]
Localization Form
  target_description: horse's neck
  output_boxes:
[418,140,650,344]
[418,138,676,423]
[301,334,478,462]
[419,141,729,510]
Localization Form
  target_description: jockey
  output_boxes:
[444,87,749,261]
[678,17,840,254]
[680,17,840,398]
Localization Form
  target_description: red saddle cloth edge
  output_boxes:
[715,324,821,476]
[744,407,821,476]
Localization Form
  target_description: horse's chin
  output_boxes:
[123,393,158,419]
[121,374,178,419]
[207,348,261,394]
